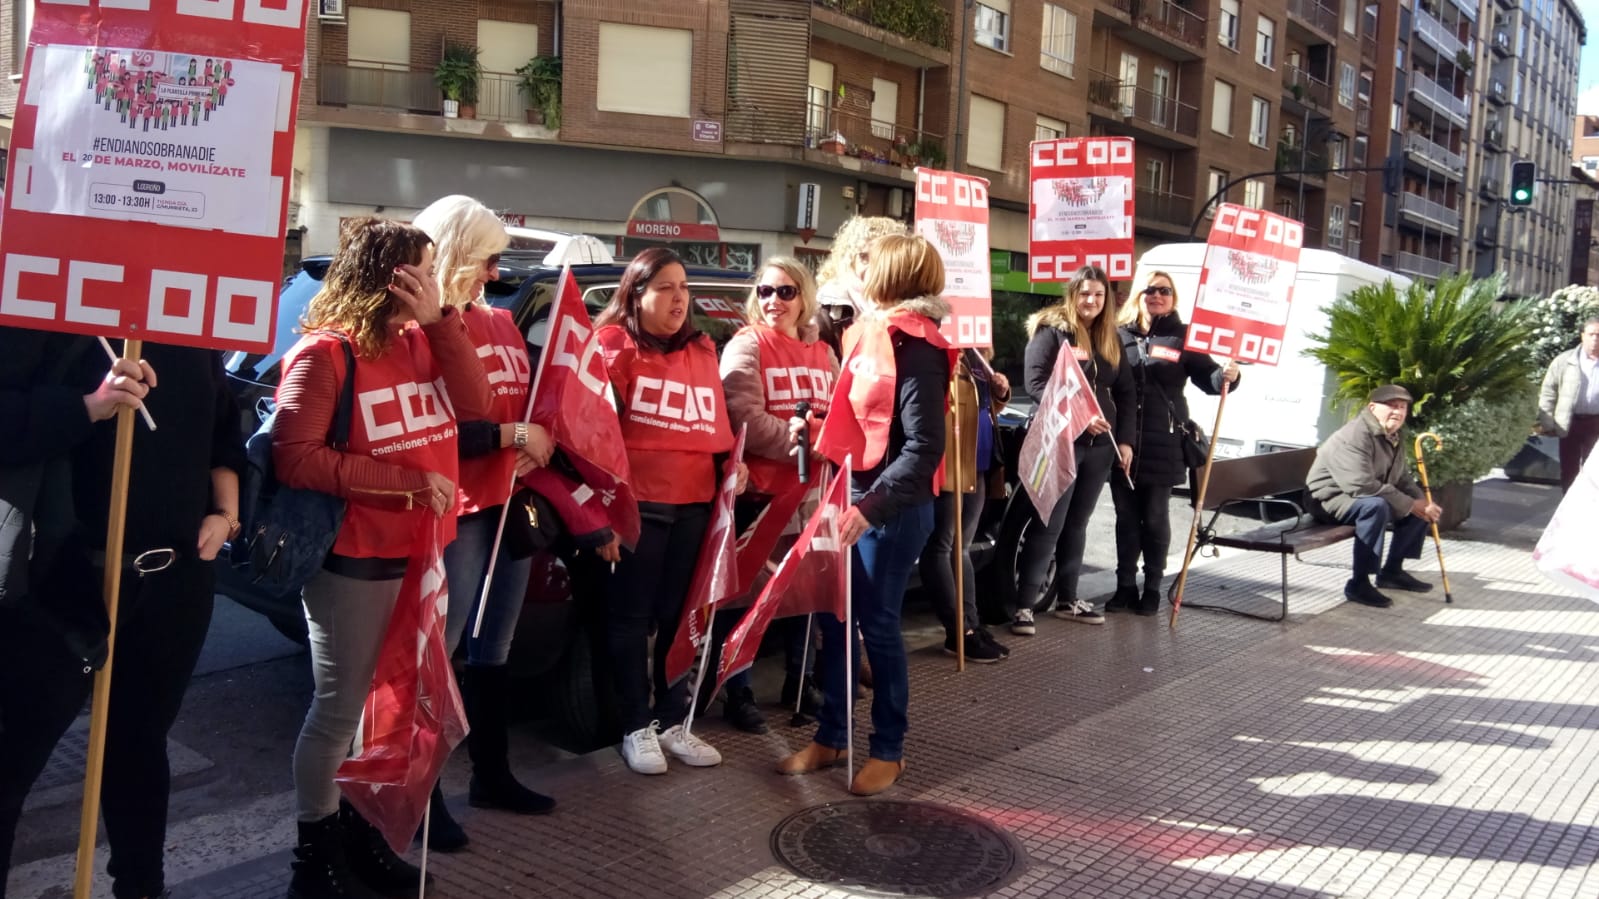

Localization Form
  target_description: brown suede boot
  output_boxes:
[848,758,906,796]
[777,742,848,775]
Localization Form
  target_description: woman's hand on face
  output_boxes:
[1117,442,1134,472]
[838,505,871,547]
[391,263,442,326]
[1222,360,1241,385]
[83,357,158,422]
[423,471,455,516]
[196,514,231,561]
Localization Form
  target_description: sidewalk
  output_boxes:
[179,476,1599,898]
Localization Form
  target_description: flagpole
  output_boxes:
[1170,371,1231,629]
[684,603,716,735]
[417,803,432,899]
[843,454,855,788]
[472,266,570,641]
[793,614,813,719]
[951,368,965,672]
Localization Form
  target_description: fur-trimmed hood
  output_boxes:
[858,294,952,325]
[1026,302,1075,339]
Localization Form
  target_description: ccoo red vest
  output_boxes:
[596,325,734,504]
[283,330,462,558]
[743,324,835,495]
[819,310,955,478]
[457,304,531,514]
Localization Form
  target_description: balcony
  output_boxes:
[1486,78,1507,105]
[1413,5,1465,60]
[1483,121,1505,150]
[1355,100,1370,130]
[1282,65,1333,110]
[1347,237,1361,258]
[1087,73,1200,146]
[802,107,944,170]
[1476,224,1497,247]
[1395,250,1455,280]
[1287,0,1338,41]
[1361,29,1378,63]
[810,0,952,66]
[319,60,442,115]
[1408,71,1469,126]
[1495,0,1514,8]
[1480,174,1502,197]
[1108,0,1208,61]
[1448,0,1478,21]
[1402,131,1464,180]
[1490,25,1512,57]
[1134,188,1194,231]
[1276,141,1328,184]
[1397,191,1461,233]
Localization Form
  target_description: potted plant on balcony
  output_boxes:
[819,131,847,154]
[515,55,562,128]
[1306,273,1539,529]
[435,43,481,119]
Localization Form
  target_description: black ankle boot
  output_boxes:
[413,782,468,853]
[464,665,556,815]
[288,813,384,899]
[722,685,770,734]
[1135,584,1163,616]
[1105,584,1138,613]
[339,800,435,895]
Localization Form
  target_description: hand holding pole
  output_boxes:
[1413,432,1455,605]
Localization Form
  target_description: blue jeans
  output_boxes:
[815,500,935,762]
[1337,496,1428,580]
[444,509,535,666]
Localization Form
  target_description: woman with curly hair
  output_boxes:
[814,215,910,356]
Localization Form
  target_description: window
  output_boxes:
[348,7,411,69]
[1219,0,1239,49]
[1041,4,1076,78]
[1338,63,1356,108]
[598,24,693,117]
[871,78,899,140]
[1035,114,1067,142]
[1206,169,1229,217]
[1249,96,1270,147]
[807,59,833,138]
[478,20,541,122]
[1244,179,1266,210]
[1328,204,1346,248]
[1343,0,1358,34]
[1212,80,1234,135]
[1330,137,1347,170]
[1353,134,1369,165]
[1145,157,1166,191]
[1151,66,1173,128]
[1391,102,1402,132]
[1256,17,1275,68]
[975,0,1011,53]
[968,95,1006,171]
[1583,156,1599,173]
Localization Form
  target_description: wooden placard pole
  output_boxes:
[73,338,142,899]
[1169,372,1231,630]
[951,368,965,672]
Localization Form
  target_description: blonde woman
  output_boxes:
[410,196,556,851]
[1111,270,1239,615]
[814,215,910,355]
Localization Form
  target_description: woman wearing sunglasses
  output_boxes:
[410,195,557,850]
[708,257,839,731]
[1112,271,1240,615]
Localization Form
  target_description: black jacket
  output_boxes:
[1119,313,1238,487]
[1024,305,1136,450]
[853,296,953,526]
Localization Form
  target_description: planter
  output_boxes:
[459,103,477,120]
[820,138,846,154]
[1429,480,1473,532]
[442,99,459,119]
[525,107,543,125]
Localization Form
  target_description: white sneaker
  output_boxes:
[1010,608,1036,636]
[621,722,668,775]
[1053,599,1106,625]
[658,723,723,767]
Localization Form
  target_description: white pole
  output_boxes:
[684,603,717,735]
[794,614,813,716]
[417,802,431,899]
[843,454,855,787]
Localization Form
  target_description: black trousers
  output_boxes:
[1111,476,1174,587]
[0,556,213,899]
[918,487,986,639]
[1016,441,1116,606]
[1560,414,1599,493]
[606,502,710,734]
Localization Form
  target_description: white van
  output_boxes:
[1130,242,1411,459]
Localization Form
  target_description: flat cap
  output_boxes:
[1368,384,1414,404]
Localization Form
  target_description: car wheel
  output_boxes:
[554,617,621,752]
[989,494,1057,621]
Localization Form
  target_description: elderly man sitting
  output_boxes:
[1305,384,1443,608]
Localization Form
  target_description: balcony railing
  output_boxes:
[1361,30,1378,62]
[1409,71,1469,123]
[1135,188,1193,228]
[1479,174,1501,197]
[1276,141,1328,174]
[1413,5,1465,59]
[1397,191,1461,232]
[1283,65,1333,108]
[805,106,943,166]
[812,0,952,50]
[319,60,440,114]
[1355,100,1370,129]
[1287,0,1338,37]
[1449,0,1479,20]
[1112,0,1207,52]
[1347,237,1362,258]
[1403,131,1465,174]
[1476,224,1496,246]
[1486,78,1507,104]
[1491,26,1512,56]
[1483,122,1505,149]
[1395,250,1455,279]
[1088,74,1200,138]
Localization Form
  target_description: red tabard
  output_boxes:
[458,304,531,514]
[743,324,835,495]
[282,331,462,558]
[819,310,955,473]
[596,325,735,504]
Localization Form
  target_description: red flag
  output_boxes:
[336,518,467,854]
[1017,347,1104,522]
[714,461,851,697]
[732,479,807,593]
[529,267,641,548]
[664,427,747,687]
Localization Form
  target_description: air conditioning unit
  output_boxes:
[319,0,346,21]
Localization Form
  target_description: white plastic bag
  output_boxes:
[1534,443,1599,600]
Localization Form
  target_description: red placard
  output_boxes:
[1028,137,1135,282]
[0,0,308,353]
[1187,203,1304,365]
[913,167,991,348]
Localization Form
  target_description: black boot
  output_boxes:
[1135,583,1163,616]
[288,813,385,899]
[414,782,468,852]
[339,799,435,896]
[465,665,556,815]
[722,685,770,734]
[1105,583,1138,613]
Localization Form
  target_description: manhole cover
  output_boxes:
[771,800,1026,897]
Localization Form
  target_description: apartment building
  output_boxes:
[1570,115,1599,286]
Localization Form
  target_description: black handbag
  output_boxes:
[500,487,564,559]
[234,336,356,593]
[1180,419,1211,469]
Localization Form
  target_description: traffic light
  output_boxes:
[1510,161,1536,206]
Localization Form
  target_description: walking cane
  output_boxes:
[1413,432,1455,605]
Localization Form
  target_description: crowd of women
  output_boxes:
[0,203,1237,899]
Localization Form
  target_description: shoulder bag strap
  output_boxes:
[327,336,357,450]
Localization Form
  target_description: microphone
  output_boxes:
[795,400,812,484]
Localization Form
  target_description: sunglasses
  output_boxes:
[1143,286,1173,297]
[485,253,502,268]
[756,284,800,301]
[856,252,871,266]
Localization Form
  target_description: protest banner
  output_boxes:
[913,167,992,349]
[1028,137,1135,282]
[1016,347,1103,522]
[666,426,746,696]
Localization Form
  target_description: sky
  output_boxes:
[1579,1,1599,113]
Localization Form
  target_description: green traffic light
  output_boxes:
[1514,189,1530,201]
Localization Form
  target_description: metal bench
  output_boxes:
[1171,447,1355,621]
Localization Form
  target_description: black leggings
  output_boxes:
[1016,441,1116,605]
[1111,475,1174,588]
[917,487,986,639]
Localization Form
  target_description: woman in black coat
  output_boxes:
[1112,270,1239,615]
